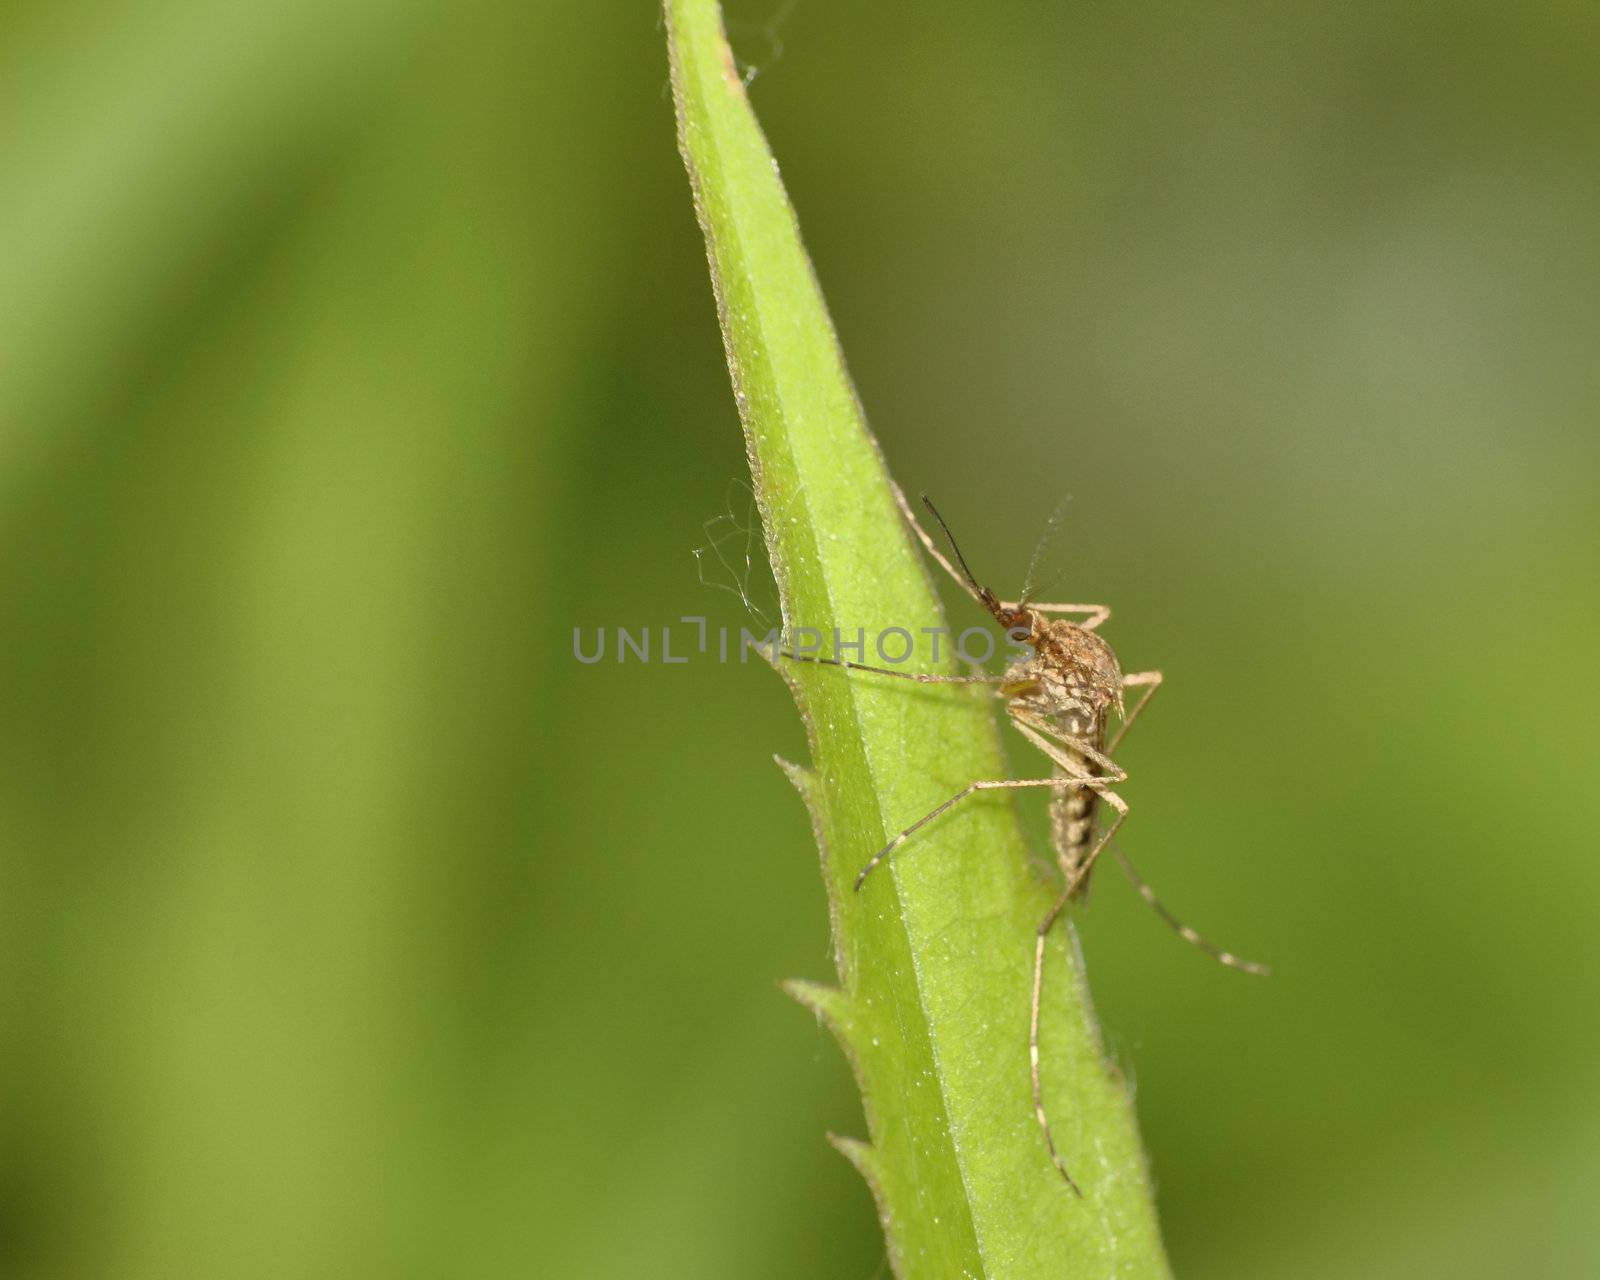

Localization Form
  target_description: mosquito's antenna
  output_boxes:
[1107,838,1271,975]
[920,495,984,596]
[1019,493,1073,606]
[1023,568,1068,607]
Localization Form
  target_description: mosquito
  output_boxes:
[786,482,1268,1195]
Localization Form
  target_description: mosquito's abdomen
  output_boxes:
[1050,774,1098,897]
[1048,715,1105,897]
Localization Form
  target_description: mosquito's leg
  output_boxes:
[1007,711,1131,896]
[886,477,987,606]
[1008,710,1128,785]
[1029,787,1129,1195]
[1108,669,1162,753]
[1106,839,1270,975]
[1003,602,1111,630]
[854,775,1107,891]
[781,651,1005,685]
[1030,891,1081,1194]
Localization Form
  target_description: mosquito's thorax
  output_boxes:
[1000,614,1124,734]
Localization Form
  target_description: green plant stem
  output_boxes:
[663,2,1172,1274]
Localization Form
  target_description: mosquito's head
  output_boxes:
[994,599,1038,641]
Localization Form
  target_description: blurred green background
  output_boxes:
[3,1,1596,1277]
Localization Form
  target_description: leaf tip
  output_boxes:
[780,977,852,1030]
[773,753,813,789]
[826,1131,882,1182]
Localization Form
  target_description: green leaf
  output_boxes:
[663,2,1173,1274]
